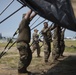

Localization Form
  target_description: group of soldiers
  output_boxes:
[31,22,66,63]
[16,9,66,75]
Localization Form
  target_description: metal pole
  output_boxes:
[31,19,46,30]
[30,16,40,27]
[0,0,14,15]
[0,5,24,24]
[0,41,16,59]
[17,0,25,5]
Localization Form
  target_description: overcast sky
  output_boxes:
[0,0,76,38]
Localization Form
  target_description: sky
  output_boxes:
[0,0,76,38]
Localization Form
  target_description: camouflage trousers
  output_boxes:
[43,40,51,62]
[31,43,40,57]
[52,39,61,60]
[17,42,32,73]
[60,41,65,56]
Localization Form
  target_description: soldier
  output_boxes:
[41,22,55,63]
[60,28,66,57]
[52,24,61,62]
[31,29,41,57]
[16,9,36,74]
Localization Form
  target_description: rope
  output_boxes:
[0,5,24,24]
[31,19,46,30]
[30,16,40,27]
[0,0,14,15]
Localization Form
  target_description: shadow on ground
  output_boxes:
[33,55,76,75]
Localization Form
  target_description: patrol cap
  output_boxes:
[43,22,48,24]
[43,22,48,27]
[34,29,39,31]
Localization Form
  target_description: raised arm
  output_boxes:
[30,12,37,20]
[62,28,66,33]
[24,9,32,19]
[49,23,56,30]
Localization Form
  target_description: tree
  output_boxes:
[0,33,2,39]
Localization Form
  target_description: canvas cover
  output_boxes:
[18,0,76,31]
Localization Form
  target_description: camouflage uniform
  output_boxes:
[16,18,32,73]
[60,28,66,56]
[41,26,52,62]
[52,25,61,61]
[31,29,40,57]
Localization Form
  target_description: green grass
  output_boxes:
[64,39,76,52]
[0,43,7,47]
[65,39,76,47]
[0,43,16,47]
[0,39,76,70]
[0,56,19,68]
[0,39,76,53]
[50,39,76,53]
[65,46,76,52]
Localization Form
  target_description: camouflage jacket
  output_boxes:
[41,27,52,41]
[32,32,39,43]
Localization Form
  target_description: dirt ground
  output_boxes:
[0,47,76,75]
